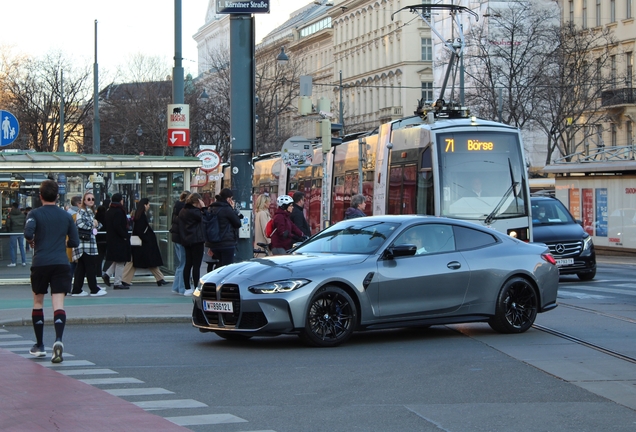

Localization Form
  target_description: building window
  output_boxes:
[627,52,633,87]
[583,0,588,28]
[569,0,574,23]
[596,0,601,26]
[611,123,617,147]
[611,0,616,22]
[611,55,617,87]
[628,0,633,19]
[596,58,602,87]
[421,82,434,102]
[421,38,432,61]
[627,121,633,147]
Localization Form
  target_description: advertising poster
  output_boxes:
[582,188,594,236]
[568,188,581,220]
[595,188,608,237]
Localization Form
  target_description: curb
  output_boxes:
[1,315,192,327]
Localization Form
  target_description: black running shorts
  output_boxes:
[30,265,72,295]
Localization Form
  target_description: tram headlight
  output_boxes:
[508,230,518,238]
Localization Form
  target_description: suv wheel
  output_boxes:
[577,269,596,281]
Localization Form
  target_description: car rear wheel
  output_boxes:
[488,277,538,334]
[577,269,596,281]
[299,286,357,347]
[214,332,253,341]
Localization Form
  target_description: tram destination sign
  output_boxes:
[216,0,270,14]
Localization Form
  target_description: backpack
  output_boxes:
[265,218,276,238]
[203,208,228,243]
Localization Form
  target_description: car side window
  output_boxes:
[394,224,456,255]
[454,226,498,251]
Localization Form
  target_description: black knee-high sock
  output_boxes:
[32,309,44,346]
[53,309,66,342]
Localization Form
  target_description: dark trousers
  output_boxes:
[72,253,100,294]
[210,247,235,269]
[183,243,204,291]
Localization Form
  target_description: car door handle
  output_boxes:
[447,261,461,270]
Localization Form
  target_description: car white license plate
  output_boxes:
[556,258,574,267]
[203,300,234,313]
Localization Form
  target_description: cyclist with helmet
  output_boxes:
[270,195,304,255]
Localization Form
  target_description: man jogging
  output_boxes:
[24,179,79,363]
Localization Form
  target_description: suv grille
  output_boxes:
[545,240,582,258]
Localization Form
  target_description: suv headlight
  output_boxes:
[249,279,310,294]
[583,235,593,251]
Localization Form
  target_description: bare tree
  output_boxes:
[534,24,617,163]
[463,0,559,129]
[1,50,93,152]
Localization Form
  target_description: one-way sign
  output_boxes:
[0,110,20,147]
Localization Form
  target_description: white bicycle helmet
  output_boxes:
[277,195,294,207]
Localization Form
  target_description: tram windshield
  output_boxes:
[437,131,528,221]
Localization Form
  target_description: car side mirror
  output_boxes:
[385,244,417,259]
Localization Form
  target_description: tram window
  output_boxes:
[417,170,434,215]
[421,146,432,169]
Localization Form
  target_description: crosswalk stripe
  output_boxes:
[165,413,249,426]
[0,340,35,346]
[18,353,76,359]
[133,399,208,410]
[40,360,95,367]
[0,334,22,339]
[106,388,175,396]
[57,368,117,376]
[0,329,8,333]
[79,377,144,385]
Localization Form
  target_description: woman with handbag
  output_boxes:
[122,198,168,286]
[70,192,107,297]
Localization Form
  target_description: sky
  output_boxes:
[1,0,302,78]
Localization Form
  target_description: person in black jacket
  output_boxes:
[169,190,189,295]
[290,191,311,237]
[178,193,206,296]
[103,193,131,290]
[206,188,242,269]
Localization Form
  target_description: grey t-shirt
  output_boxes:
[24,205,79,267]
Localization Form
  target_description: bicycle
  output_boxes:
[253,242,273,258]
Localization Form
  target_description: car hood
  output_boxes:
[201,253,371,284]
[533,223,586,243]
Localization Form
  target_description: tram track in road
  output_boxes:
[557,302,636,325]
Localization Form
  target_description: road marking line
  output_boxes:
[165,413,249,426]
[57,368,118,376]
[79,377,144,385]
[0,340,35,346]
[106,388,175,396]
[0,334,22,339]
[133,399,208,410]
[40,360,95,367]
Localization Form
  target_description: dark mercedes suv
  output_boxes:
[531,196,596,280]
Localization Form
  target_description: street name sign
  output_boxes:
[216,0,270,14]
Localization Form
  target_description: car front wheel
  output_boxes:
[577,269,596,281]
[488,277,538,334]
[300,285,357,347]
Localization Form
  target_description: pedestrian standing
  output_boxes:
[122,198,168,286]
[344,194,367,219]
[94,198,112,286]
[270,195,304,255]
[178,193,206,296]
[70,192,107,297]
[24,179,79,363]
[253,193,272,249]
[6,202,27,267]
[169,190,189,294]
[206,188,242,268]
[290,191,311,236]
[104,193,131,290]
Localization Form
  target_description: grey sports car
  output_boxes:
[192,215,559,347]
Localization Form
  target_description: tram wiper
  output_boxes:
[484,159,518,225]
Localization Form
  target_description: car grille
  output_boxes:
[545,240,582,258]
[198,282,267,329]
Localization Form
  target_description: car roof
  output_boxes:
[335,214,494,232]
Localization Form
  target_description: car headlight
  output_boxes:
[248,279,311,294]
[583,235,593,251]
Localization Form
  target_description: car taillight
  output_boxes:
[541,253,557,265]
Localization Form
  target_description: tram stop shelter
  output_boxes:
[0,151,201,279]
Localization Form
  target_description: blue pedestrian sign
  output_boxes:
[0,110,20,147]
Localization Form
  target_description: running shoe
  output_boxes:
[29,344,46,357]
[183,288,195,296]
[7,263,16,267]
[90,288,108,297]
[71,291,89,297]
[51,341,64,363]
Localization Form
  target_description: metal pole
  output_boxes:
[59,69,64,150]
[230,14,255,261]
[93,20,100,154]
[339,70,344,129]
[358,139,364,194]
[498,88,503,123]
[322,151,329,230]
[172,0,185,157]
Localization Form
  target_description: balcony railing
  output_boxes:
[601,87,635,107]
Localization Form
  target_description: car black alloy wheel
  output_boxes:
[300,285,357,347]
[488,277,538,334]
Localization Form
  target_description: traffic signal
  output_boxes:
[317,120,343,152]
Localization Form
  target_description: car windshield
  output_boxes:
[295,221,400,254]
[531,199,575,225]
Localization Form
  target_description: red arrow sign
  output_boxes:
[168,128,189,147]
